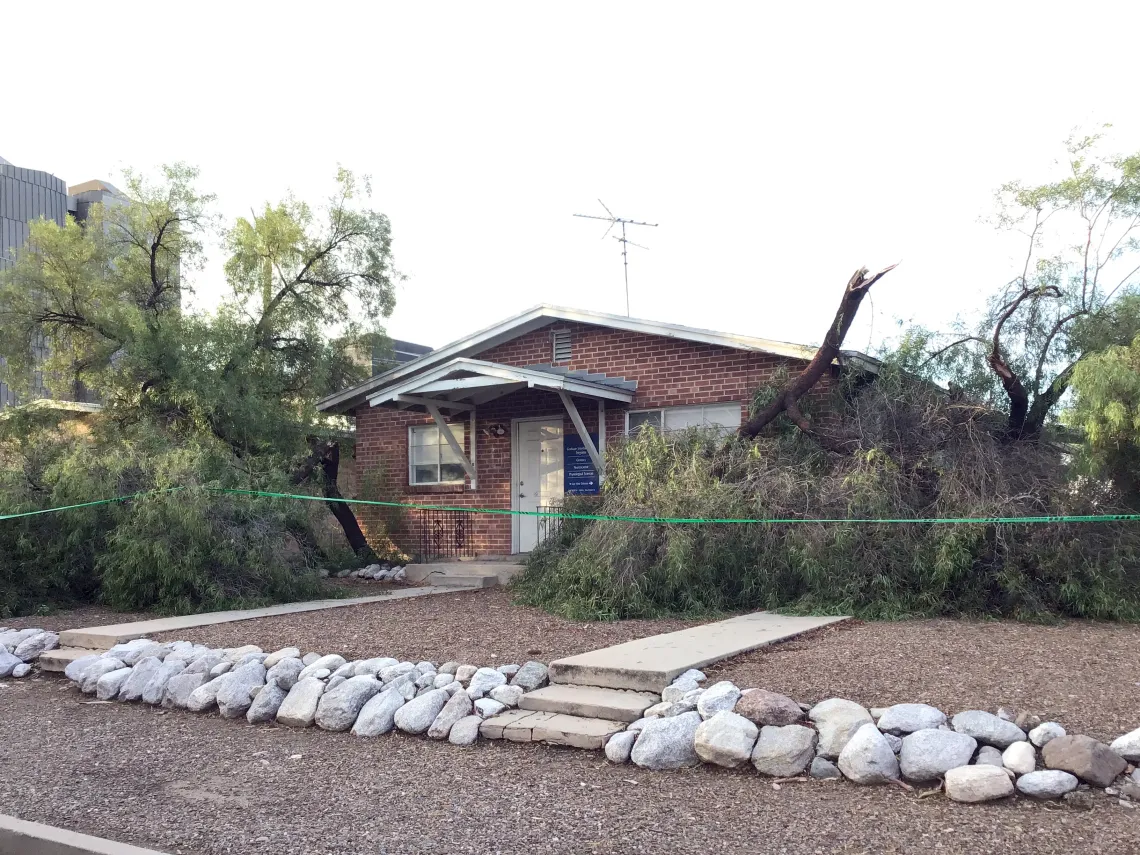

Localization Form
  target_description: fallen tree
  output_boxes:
[739,264,896,449]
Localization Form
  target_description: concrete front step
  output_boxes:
[39,646,105,673]
[549,611,851,692]
[433,574,498,588]
[479,709,626,749]
[406,562,524,586]
[518,684,659,722]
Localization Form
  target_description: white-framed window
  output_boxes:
[626,403,742,435]
[408,423,467,485]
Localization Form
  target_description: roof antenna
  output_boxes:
[574,200,658,316]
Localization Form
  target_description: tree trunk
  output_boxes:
[739,264,896,444]
[1021,362,1076,439]
[318,440,374,557]
[292,438,374,557]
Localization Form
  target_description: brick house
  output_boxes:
[318,305,871,558]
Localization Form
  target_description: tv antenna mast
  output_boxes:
[574,200,658,316]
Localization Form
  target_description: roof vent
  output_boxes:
[552,329,572,363]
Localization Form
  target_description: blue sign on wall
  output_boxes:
[564,433,600,495]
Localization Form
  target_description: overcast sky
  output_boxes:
[4,1,1139,353]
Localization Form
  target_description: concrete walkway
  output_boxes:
[56,585,475,649]
[548,611,849,692]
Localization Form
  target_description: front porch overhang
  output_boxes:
[366,358,636,487]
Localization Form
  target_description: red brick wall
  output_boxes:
[352,321,825,556]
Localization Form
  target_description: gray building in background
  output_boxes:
[0,154,121,409]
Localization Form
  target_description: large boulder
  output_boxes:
[299,654,346,681]
[693,711,758,768]
[876,703,947,735]
[605,731,638,764]
[510,661,548,691]
[838,723,900,784]
[216,662,266,719]
[267,658,305,691]
[809,698,874,759]
[448,715,483,746]
[1029,722,1066,749]
[1016,769,1078,799]
[79,658,127,694]
[247,681,288,724]
[631,712,702,770]
[184,651,226,676]
[466,668,506,699]
[186,674,229,712]
[119,657,165,701]
[696,681,741,720]
[489,685,524,708]
[1042,734,1127,787]
[428,690,474,739]
[121,642,169,667]
[974,745,1004,767]
[750,724,817,777]
[263,647,302,668]
[13,631,59,662]
[64,653,103,682]
[355,657,400,677]
[1002,741,1036,776]
[315,675,383,731]
[162,673,209,709]
[944,765,1015,803]
[141,659,187,705]
[352,688,406,737]
[0,647,21,678]
[380,662,417,683]
[0,628,43,649]
[395,689,450,735]
[898,729,977,782]
[95,667,134,701]
[1110,727,1140,763]
[735,690,804,727]
[950,711,1026,748]
[277,677,327,727]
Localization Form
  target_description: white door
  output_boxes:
[515,418,564,552]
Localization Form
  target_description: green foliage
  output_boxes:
[514,366,1140,622]
[1068,332,1140,502]
[0,164,396,616]
[907,129,1140,433]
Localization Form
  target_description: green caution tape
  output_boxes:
[3,486,1140,525]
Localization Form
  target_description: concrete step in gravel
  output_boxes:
[518,684,659,722]
[479,709,626,749]
[550,611,850,692]
[39,647,106,673]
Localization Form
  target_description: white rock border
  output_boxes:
[5,630,1137,809]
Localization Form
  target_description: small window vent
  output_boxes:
[552,329,572,362]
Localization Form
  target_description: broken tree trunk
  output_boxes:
[292,438,374,557]
[738,264,897,445]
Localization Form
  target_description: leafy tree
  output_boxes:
[1068,331,1140,502]
[0,165,399,613]
[918,130,1140,439]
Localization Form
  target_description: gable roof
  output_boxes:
[318,304,836,414]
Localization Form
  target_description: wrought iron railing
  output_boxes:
[536,502,564,546]
[411,508,475,560]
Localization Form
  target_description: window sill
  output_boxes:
[406,483,467,495]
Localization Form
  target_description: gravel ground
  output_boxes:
[0,676,1135,855]
[154,588,704,664]
[711,618,1140,741]
[0,605,159,632]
